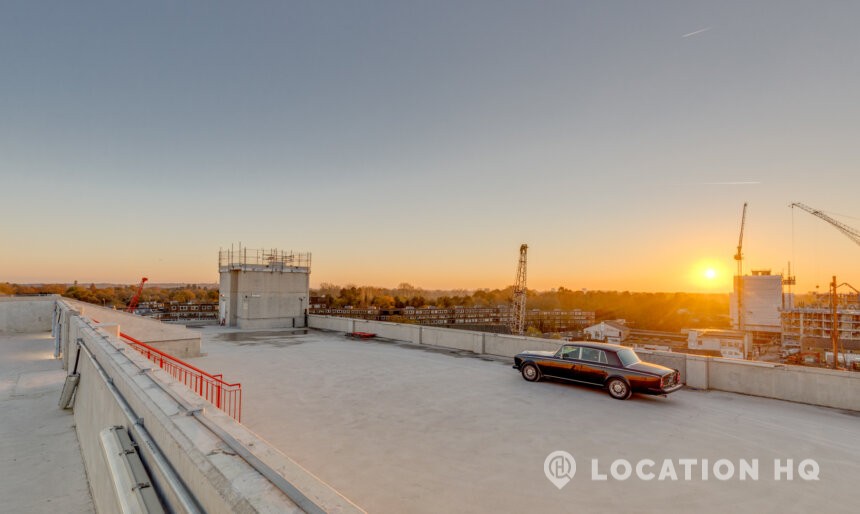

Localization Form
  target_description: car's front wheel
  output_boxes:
[606,377,631,400]
[521,363,540,382]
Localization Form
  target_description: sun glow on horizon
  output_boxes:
[688,260,732,291]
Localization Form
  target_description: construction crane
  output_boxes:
[127,277,148,313]
[733,203,748,331]
[510,244,528,336]
[790,202,860,247]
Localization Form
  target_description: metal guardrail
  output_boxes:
[119,332,243,422]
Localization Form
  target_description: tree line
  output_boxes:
[0,282,219,308]
[312,283,730,332]
[2,280,730,332]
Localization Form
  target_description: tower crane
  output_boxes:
[733,203,748,331]
[790,202,860,247]
[127,277,148,313]
[510,244,528,336]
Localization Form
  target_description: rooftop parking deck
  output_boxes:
[0,333,94,514]
[190,327,859,514]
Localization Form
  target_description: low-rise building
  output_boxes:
[583,320,630,344]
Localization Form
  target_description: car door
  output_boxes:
[539,346,575,378]
[556,345,581,380]
[571,347,610,384]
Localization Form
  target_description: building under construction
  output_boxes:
[781,291,860,364]
[730,269,787,348]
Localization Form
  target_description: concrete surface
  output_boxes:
[0,333,94,514]
[192,327,859,514]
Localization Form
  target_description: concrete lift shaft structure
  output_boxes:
[218,244,311,329]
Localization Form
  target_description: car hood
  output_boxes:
[627,361,673,375]
[518,350,556,358]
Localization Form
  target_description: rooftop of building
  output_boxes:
[0,333,94,513]
[4,296,860,513]
[182,325,858,513]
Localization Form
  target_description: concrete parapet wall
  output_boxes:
[352,319,421,344]
[309,315,354,332]
[0,296,55,333]
[633,349,688,384]
[707,358,860,411]
[63,299,201,358]
[420,326,484,353]
[62,312,363,513]
[483,333,559,357]
[684,355,709,389]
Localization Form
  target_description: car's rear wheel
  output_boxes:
[521,363,540,382]
[607,377,631,400]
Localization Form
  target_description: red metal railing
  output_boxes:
[89,319,243,421]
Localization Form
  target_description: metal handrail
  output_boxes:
[120,333,243,422]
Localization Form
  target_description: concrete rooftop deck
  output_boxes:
[0,333,94,513]
[190,327,858,514]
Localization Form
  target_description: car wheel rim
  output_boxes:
[525,367,535,379]
[612,382,626,396]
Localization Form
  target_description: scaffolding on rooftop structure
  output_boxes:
[219,244,311,272]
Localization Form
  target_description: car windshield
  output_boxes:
[617,349,640,367]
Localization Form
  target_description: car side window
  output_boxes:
[598,351,608,364]
[581,348,607,364]
[561,346,580,360]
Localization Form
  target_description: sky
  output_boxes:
[2,1,859,293]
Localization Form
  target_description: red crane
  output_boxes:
[127,277,148,313]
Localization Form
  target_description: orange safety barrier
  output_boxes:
[119,332,243,422]
[90,318,242,421]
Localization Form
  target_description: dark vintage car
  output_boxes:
[513,341,682,400]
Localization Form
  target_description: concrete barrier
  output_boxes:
[483,333,560,357]
[308,314,353,332]
[0,296,55,333]
[420,326,484,353]
[62,308,363,514]
[64,299,201,358]
[684,354,709,389]
[352,319,421,344]
[634,349,689,384]
[707,358,860,411]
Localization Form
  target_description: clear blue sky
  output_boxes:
[2,1,859,292]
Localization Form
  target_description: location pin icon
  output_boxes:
[544,451,576,489]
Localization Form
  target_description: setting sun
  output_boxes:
[688,260,732,291]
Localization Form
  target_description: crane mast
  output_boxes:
[733,203,748,331]
[790,202,860,247]
[510,244,528,336]
[127,277,148,313]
